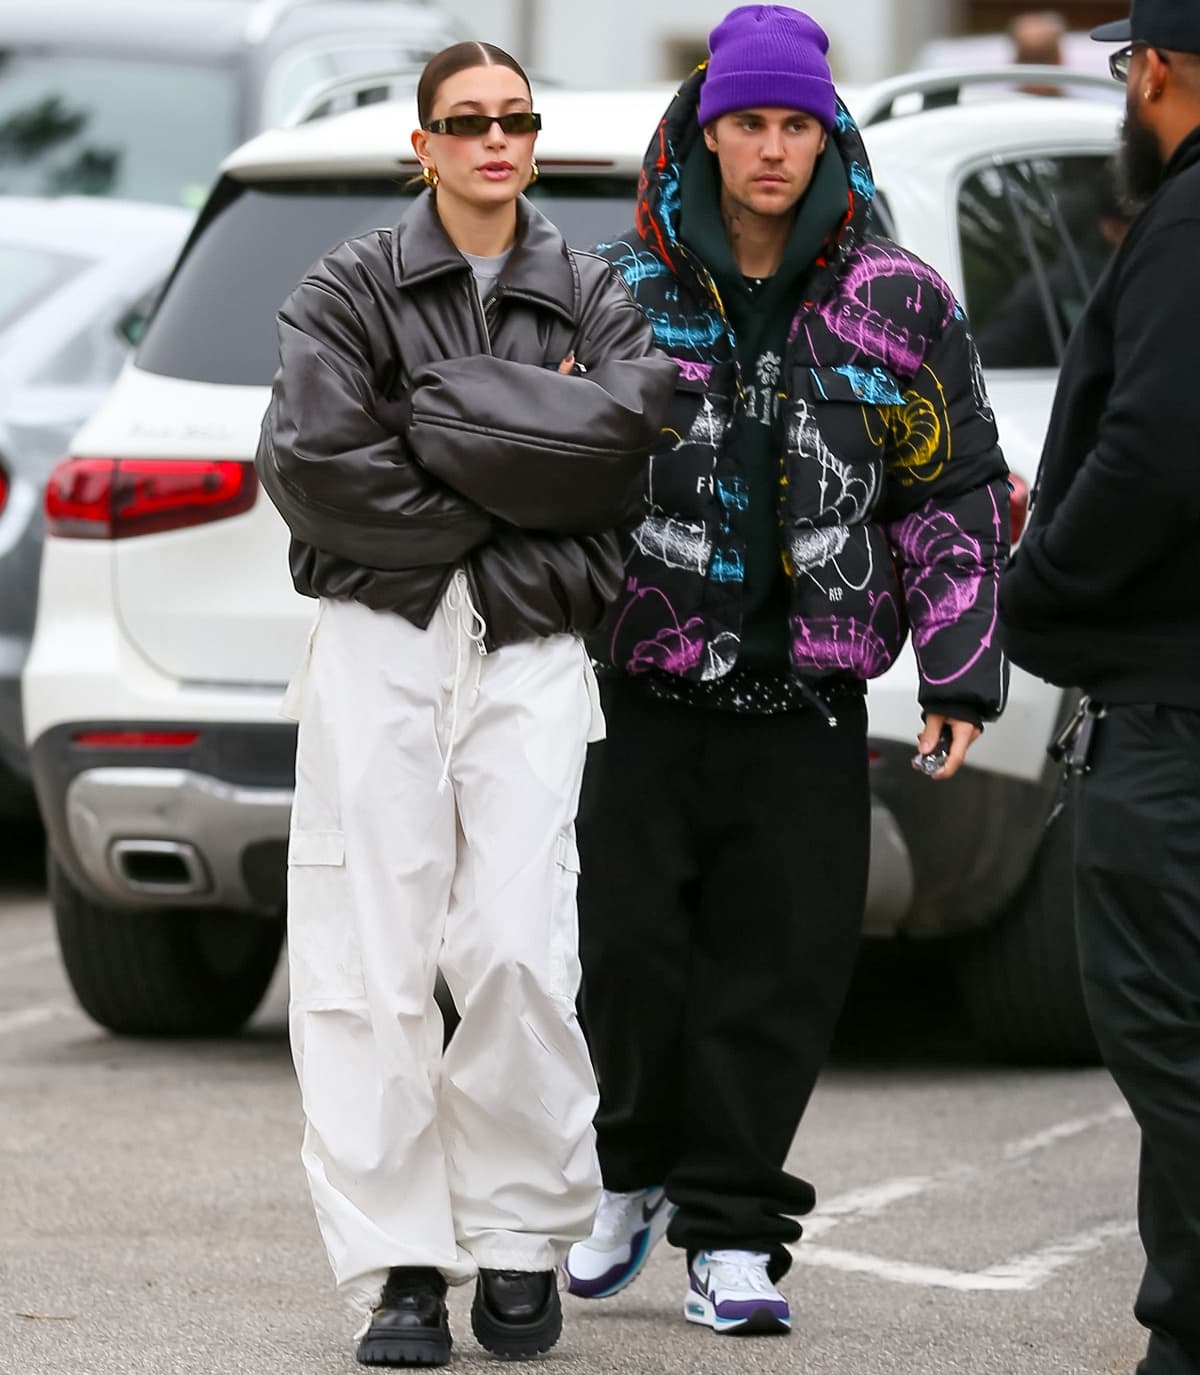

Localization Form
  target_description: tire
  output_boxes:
[953,793,1099,1064]
[50,855,284,1038]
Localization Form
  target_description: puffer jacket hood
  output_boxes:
[633,65,877,318]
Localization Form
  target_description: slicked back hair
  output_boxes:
[416,41,532,126]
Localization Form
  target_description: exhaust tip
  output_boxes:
[109,840,210,897]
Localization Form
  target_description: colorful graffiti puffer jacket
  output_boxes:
[594,69,1011,719]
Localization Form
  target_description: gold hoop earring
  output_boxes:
[528,160,540,186]
[421,165,439,189]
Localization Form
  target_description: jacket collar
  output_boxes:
[1164,122,1200,181]
[392,192,578,325]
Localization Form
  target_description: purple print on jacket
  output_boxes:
[887,485,1002,685]
[673,358,714,385]
[790,593,903,679]
[794,244,957,377]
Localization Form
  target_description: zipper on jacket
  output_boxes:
[467,280,494,355]
[676,243,742,394]
[462,562,491,655]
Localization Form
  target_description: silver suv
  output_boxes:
[0,0,462,208]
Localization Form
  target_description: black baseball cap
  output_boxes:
[1092,0,1200,52]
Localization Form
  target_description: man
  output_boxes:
[1000,4,1200,1372]
[1011,9,1068,95]
[565,4,1009,1337]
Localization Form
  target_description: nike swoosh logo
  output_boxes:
[642,1193,667,1225]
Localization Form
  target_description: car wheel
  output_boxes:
[953,793,1098,1064]
[50,854,284,1037]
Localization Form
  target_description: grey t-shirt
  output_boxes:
[462,247,513,304]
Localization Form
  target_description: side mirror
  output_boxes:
[116,309,148,348]
[115,280,165,350]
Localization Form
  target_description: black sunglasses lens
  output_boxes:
[1111,46,1131,80]
[447,115,490,135]
[500,113,539,134]
[430,112,540,136]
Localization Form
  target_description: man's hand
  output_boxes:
[913,713,981,780]
[556,351,576,375]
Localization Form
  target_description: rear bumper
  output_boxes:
[29,721,296,914]
[32,720,1046,935]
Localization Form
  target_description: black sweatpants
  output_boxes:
[576,677,870,1275]
[1074,704,1200,1375]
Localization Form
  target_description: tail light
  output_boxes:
[45,457,257,539]
[1008,472,1030,546]
[71,730,200,749]
[0,460,8,516]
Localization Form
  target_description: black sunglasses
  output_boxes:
[1109,42,1166,81]
[423,111,542,137]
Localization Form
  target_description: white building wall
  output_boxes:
[438,0,956,89]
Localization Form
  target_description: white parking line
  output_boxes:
[1002,1104,1132,1159]
[793,1102,1138,1291]
[808,1101,1133,1238]
[0,940,57,973]
[804,1177,942,1238]
[794,1220,1138,1292]
[982,1220,1139,1289]
[0,1002,74,1037]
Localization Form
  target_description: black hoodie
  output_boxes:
[999,127,1200,707]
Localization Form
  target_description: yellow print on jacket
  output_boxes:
[864,364,951,486]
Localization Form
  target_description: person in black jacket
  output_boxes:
[256,41,675,1370]
[1000,5,1200,1372]
[563,4,1008,1336]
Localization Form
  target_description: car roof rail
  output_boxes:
[856,65,1118,126]
[282,66,426,125]
[284,64,563,127]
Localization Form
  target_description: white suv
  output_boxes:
[23,71,1121,1055]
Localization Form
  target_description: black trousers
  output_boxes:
[1074,704,1200,1375]
[576,678,870,1275]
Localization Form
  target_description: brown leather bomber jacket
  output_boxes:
[256,193,677,649]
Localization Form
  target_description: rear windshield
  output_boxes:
[0,243,87,331]
[0,49,239,208]
[136,176,640,386]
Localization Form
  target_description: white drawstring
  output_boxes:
[438,570,488,793]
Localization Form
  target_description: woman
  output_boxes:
[256,42,675,1369]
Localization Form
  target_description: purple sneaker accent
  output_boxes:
[683,1251,791,1335]
[564,1188,675,1299]
[566,1227,652,1298]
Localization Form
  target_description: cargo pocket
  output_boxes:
[286,828,366,1006]
[548,830,582,1011]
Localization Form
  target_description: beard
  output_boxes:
[1117,98,1166,211]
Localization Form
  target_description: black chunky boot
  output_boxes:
[470,1269,562,1359]
[356,1267,451,1368]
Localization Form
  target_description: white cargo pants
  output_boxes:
[284,575,603,1312]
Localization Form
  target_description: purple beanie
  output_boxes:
[697,5,836,131]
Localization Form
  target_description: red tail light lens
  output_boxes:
[0,461,9,516]
[71,730,200,749]
[1008,472,1030,546]
[45,458,257,539]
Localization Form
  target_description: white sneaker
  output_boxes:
[564,1187,674,1298]
[683,1250,791,1335]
